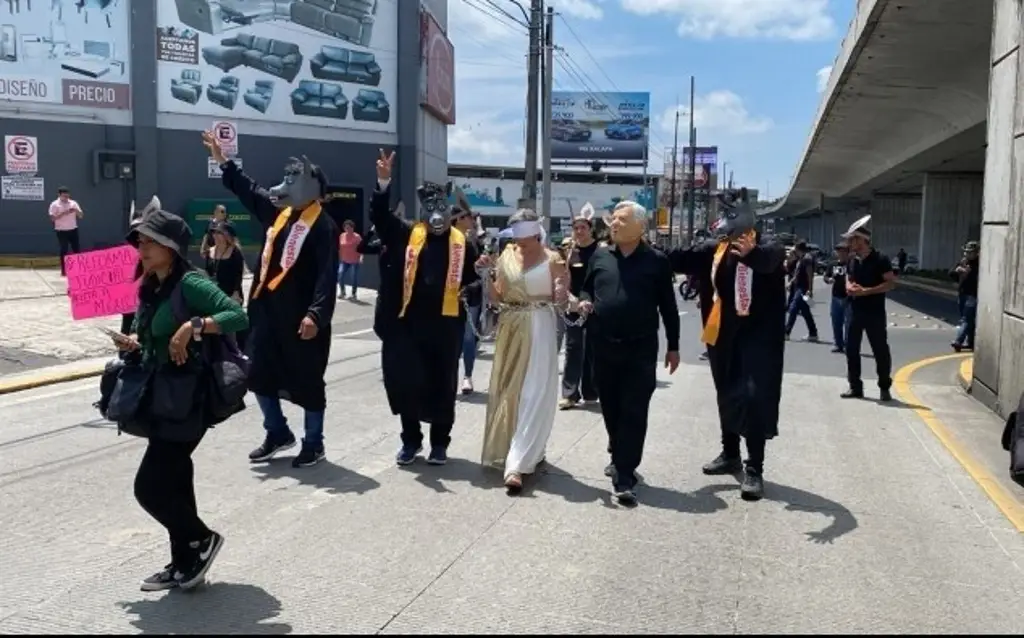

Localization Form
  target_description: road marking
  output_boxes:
[893,353,1024,532]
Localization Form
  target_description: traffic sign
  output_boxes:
[5,135,38,174]
[212,121,238,156]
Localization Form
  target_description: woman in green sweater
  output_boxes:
[119,209,248,592]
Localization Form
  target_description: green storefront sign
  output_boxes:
[182,199,263,250]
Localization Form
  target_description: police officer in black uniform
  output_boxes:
[840,215,897,401]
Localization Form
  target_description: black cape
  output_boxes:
[668,237,786,439]
[221,161,338,412]
[369,183,480,424]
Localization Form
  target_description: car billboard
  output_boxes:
[550,91,650,161]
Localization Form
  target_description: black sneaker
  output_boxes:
[879,388,893,402]
[140,563,178,592]
[603,462,616,478]
[396,445,422,466]
[831,347,844,353]
[740,468,764,501]
[840,388,864,399]
[248,433,296,462]
[177,532,225,590]
[427,447,448,465]
[292,441,325,468]
[698,351,709,361]
[702,453,743,475]
[614,485,638,506]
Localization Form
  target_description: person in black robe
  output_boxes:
[369,150,480,466]
[202,130,338,469]
[666,188,786,501]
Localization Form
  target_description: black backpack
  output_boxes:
[1001,393,1024,487]
[170,280,250,425]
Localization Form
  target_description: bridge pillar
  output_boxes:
[974,0,1024,416]
[868,195,921,259]
[918,174,983,270]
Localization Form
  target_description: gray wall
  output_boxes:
[0,0,432,263]
[974,0,1024,417]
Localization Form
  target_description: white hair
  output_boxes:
[613,200,648,224]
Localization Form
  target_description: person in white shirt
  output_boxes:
[49,186,83,276]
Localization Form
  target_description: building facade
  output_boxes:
[0,0,451,258]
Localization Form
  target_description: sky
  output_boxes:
[446,0,855,202]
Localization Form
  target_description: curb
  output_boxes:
[0,256,61,269]
[957,356,973,393]
[898,277,957,300]
[0,363,106,396]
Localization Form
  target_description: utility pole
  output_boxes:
[668,104,680,247]
[540,6,554,218]
[519,0,544,211]
[686,75,697,244]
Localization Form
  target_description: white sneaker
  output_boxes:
[461,377,474,394]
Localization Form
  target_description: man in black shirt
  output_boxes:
[823,242,851,353]
[949,240,979,352]
[785,241,819,341]
[578,201,680,505]
[561,204,599,409]
[841,216,896,401]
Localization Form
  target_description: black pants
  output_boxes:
[594,336,658,490]
[722,432,766,473]
[401,414,452,450]
[134,435,212,568]
[561,323,597,401]
[846,312,892,391]
[56,228,80,275]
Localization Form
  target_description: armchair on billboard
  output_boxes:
[551,91,650,161]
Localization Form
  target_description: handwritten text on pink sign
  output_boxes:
[66,246,139,320]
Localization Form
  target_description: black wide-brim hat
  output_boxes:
[127,209,192,258]
[211,219,237,238]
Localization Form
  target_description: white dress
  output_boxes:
[504,262,559,476]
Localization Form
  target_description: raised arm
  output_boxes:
[370,149,412,249]
[202,130,278,227]
[666,240,717,276]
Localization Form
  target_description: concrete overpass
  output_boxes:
[766,0,1024,419]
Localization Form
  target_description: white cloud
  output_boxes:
[659,91,773,137]
[619,0,835,40]
[448,113,525,166]
[551,0,604,20]
[816,65,833,92]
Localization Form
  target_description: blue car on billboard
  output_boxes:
[604,120,644,140]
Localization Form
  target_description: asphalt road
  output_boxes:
[2,277,1021,634]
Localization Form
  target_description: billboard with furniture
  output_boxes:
[290,80,348,120]
[171,69,203,104]
[244,80,274,113]
[201,33,303,83]
[351,88,389,123]
[206,75,240,109]
[309,45,380,86]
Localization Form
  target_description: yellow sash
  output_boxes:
[251,202,323,299]
[701,230,755,346]
[398,223,466,318]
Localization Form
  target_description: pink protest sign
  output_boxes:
[65,245,140,320]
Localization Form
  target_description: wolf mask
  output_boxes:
[416,181,453,234]
[267,156,325,210]
[129,195,161,230]
[714,187,754,238]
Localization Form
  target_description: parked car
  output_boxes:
[891,254,918,274]
[552,120,591,142]
[604,120,644,140]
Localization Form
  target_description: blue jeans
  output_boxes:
[338,262,360,297]
[255,394,324,446]
[462,304,481,377]
[955,294,977,347]
[785,288,818,337]
[830,296,851,350]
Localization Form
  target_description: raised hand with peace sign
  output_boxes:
[376,149,395,182]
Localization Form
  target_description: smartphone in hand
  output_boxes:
[98,327,133,348]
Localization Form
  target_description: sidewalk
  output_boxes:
[0,268,379,380]
[0,332,1021,633]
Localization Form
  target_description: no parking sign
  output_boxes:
[5,135,38,174]
[212,120,238,156]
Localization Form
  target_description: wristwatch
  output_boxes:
[190,317,204,341]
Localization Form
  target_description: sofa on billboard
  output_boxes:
[206,75,240,109]
[244,80,274,113]
[175,0,290,35]
[351,88,389,123]
[289,0,376,47]
[171,69,203,104]
[290,80,348,119]
[201,33,303,83]
[309,45,381,85]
